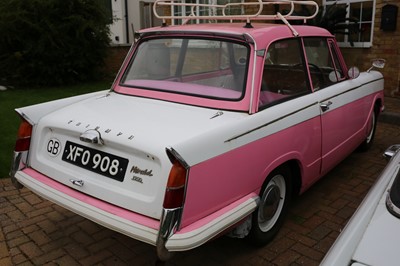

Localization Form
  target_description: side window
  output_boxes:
[303,38,345,91]
[259,39,310,108]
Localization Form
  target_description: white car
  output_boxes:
[9,0,385,261]
[321,145,400,266]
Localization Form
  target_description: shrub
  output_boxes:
[0,0,111,86]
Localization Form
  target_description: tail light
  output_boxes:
[164,149,189,209]
[15,119,33,152]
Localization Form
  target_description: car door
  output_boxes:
[303,38,368,175]
[257,38,323,188]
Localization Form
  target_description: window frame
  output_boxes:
[323,0,376,48]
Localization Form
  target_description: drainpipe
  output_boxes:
[125,0,129,43]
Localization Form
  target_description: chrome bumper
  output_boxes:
[9,151,26,189]
[156,207,182,261]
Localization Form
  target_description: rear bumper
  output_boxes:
[15,168,160,245]
[13,167,259,257]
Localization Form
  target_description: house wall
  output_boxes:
[105,0,400,97]
[340,0,400,97]
[109,0,154,45]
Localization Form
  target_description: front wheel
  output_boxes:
[247,166,292,246]
[359,107,378,152]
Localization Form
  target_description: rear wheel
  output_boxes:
[248,166,292,245]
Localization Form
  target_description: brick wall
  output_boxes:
[103,45,131,77]
[340,0,400,97]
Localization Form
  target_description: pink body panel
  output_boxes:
[180,117,322,227]
[321,93,381,175]
[176,192,258,235]
[22,168,160,229]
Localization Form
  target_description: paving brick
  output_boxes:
[308,224,332,241]
[272,249,301,265]
[7,235,30,249]
[77,219,102,235]
[23,193,43,206]
[291,242,324,261]
[0,257,13,266]
[11,253,29,265]
[0,228,5,242]
[64,243,90,260]
[26,206,54,219]
[29,230,51,246]
[0,240,10,259]
[21,224,39,235]
[31,248,65,265]
[286,231,317,248]
[50,255,79,265]
[19,241,43,258]
[36,220,58,235]
[78,250,114,265]
[70,230,95,246]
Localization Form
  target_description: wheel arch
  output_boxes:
[282,159,302,198]
[262,159,302,198]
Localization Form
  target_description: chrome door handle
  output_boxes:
[320,101,332,112]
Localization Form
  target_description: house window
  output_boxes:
[172,0,244,25]
[323,0,376,48]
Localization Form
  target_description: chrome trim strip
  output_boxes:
[157,147,190,260]
[225,101,318,142]
[320,77,383,103]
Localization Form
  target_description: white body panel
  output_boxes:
[25,92,247,218]
[321,148,400,266]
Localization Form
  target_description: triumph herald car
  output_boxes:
[321,145,400,266]
[9,0,384,260]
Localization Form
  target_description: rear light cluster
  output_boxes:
[163,149,189,209]
[15,119,32,152]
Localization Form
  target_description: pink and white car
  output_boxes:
[9,0,384,260]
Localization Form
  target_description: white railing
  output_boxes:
[153,0,319,25]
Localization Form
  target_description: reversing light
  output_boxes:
[15,119,32,152]
[163,150,188,209]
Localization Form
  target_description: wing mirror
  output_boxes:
[348,66,360,79]
[367,59,386,73]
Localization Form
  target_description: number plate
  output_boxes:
[62,141,128,182]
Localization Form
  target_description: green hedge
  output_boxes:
[0,0,111,86]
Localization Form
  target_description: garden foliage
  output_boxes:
[0,0,111,86]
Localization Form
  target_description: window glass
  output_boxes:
[121,38,248,100]
[323,0,375,48]
[303,38,345,90]
[259,39,310,108]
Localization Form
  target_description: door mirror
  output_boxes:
[348,67,360,79]
[367,59,386,72]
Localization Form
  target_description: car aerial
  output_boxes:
[321,144,400,266]
[9,0,385,261]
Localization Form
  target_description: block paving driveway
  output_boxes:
[1,119,400,265]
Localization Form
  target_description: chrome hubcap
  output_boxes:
[258,175,286,232]
[366,112,376,143]
[260,185,281,221]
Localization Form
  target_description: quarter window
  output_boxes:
[259,39,310,108]
[323,0,376,48]
[303,38,345,91]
